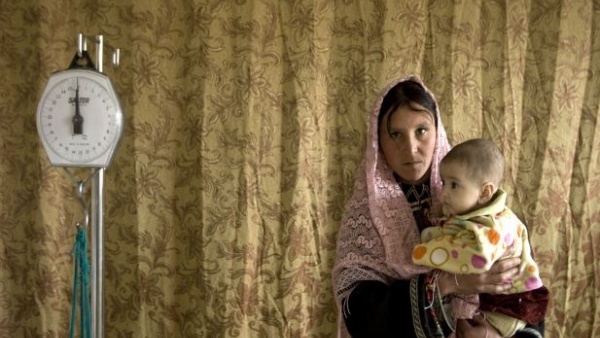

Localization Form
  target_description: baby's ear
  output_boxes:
[479,182,496,204]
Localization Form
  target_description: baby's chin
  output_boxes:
[442,207,458,218]
[442,206,451,217]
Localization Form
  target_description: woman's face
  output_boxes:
[379,104,437,184]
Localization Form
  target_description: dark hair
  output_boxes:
[377,79,438,132]
[441,138,505,186]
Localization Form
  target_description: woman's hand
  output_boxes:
[455,314,503,338]
[438,257,520,296]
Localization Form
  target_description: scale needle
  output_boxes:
[72,78,84,135]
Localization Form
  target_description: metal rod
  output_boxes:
[92,34,105,338]
[112,49,120,68]
[91,168,104,338]
[77,33,84,57]
[96,35,104,73]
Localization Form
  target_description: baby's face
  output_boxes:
[439,161,483,217]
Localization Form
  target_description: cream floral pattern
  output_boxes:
[0,1,598,337]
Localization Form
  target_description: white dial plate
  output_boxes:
[37,69,123,167]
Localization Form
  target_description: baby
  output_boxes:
[412,138,548,337]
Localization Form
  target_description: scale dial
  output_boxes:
[37,68,124,167]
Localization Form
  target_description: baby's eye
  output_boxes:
[451,182,459,189]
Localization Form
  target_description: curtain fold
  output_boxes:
[1,0,599,337]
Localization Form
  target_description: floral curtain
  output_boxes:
[0,0,598,337]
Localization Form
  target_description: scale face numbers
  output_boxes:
[37,68,124,167]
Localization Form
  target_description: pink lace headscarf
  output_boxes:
[332,75,451,335]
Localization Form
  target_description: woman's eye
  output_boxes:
[451,182,459,189]
[390,131,402,140]
[416,128,428,137]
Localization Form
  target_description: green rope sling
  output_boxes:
[70,227,91,338]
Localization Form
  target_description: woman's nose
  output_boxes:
[405,136,418,153]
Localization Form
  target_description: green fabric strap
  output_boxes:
[70,227,91,338]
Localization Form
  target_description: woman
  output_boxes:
[332,75,545,338]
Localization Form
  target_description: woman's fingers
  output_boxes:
[455,315,486,338]
[452,258,521,294]
[489,257,520,274]
[479,280,512,294]
[455,318,471,337]
[487,258,520,284]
